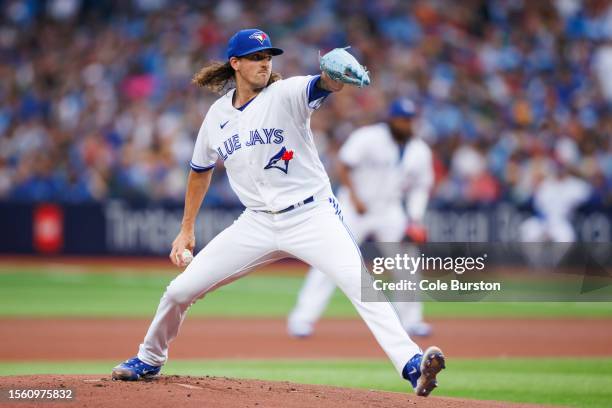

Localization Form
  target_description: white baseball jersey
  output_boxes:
[190,76,331,212]
[521,175,591,242]
[534,175,591,222]
[337,123,434,220]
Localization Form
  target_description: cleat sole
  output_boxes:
[415,346,445,397]
[111,367,138,381]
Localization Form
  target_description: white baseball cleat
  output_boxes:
[406,322,432,337]
[287,319,314,338]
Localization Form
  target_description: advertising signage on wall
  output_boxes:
[0,202,609,256]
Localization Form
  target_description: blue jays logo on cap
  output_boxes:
[264,146,294,174]
[227,28,284,60]
[249,31,267,44]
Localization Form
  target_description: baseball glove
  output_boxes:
[404,224,428,244]
[319,47,371,88]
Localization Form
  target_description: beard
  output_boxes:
[388,123,412,143]
[251,72,271,90]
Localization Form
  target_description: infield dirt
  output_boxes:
[1,317,611,360]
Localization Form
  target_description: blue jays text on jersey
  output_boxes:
[216,128,285,161]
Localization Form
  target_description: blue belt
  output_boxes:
[258,196,314,215]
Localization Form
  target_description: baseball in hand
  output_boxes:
[181,249,193,266]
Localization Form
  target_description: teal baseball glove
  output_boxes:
[319,47,371,88]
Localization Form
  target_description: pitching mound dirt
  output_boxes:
[0,375,551,408]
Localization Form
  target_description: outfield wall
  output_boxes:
[0,201,610,255]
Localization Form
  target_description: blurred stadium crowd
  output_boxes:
[0,0,610,209]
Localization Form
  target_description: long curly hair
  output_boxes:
[192,61,282,94]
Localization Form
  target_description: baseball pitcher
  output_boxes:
[111,29,445,397]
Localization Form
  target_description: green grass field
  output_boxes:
[1,263,612,407]
[1,267,612,318]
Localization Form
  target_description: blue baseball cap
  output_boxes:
[226,29,284,60]
[389,98,417,118]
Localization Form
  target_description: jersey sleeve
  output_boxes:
[338,129,369,167]
[190,116,217,173]
[407,142,434,190]
[275,76,331,120]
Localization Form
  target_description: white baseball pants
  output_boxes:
[288,194,424,333]
[137,194,421,374]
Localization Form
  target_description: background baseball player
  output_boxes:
[520,162,592,243]
[111,28,445,396]
[288,98,434,338]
